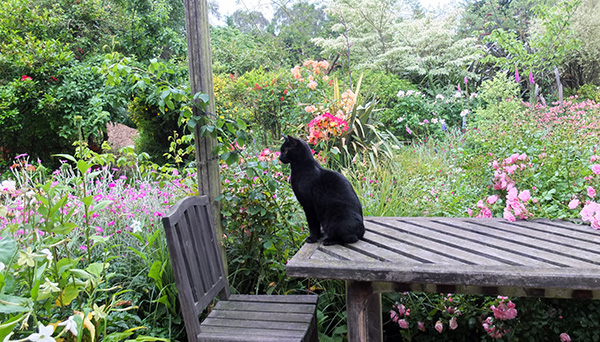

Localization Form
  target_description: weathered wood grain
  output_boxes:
[286,216,600,342]
[163,196,318,342]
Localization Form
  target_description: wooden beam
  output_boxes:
[183,0,224,261]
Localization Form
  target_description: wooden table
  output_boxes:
[285,217,600,342]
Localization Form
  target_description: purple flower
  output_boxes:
[515,68,520,83]
[464,76,468,85]
[529,72,534,84]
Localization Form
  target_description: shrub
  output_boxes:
[577,84,600,103]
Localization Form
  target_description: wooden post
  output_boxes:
[183,0,224,258]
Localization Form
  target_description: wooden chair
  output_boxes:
[162,195,319,342]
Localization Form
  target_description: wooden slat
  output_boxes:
[200,326,306,337]
[164,196,317,342]
[214,301,316,314]
[202,317,310,330]
[227,294,318,304]
[206,310,315,323]
[287,217,600,297]
[366,220,512,266]
[199,332,302,342]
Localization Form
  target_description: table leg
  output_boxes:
[346,281,383,342]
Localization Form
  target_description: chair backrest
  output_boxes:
[162,195,230,339]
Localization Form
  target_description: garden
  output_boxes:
[1,0,600,341]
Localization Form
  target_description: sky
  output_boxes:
[211,0,457,25]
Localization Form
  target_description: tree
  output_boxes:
[271,2,332,62]
[313,0,404,73]
[227,9,269,34]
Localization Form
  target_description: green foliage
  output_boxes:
[234,68,295,142]
[359,69,416,108]
[577,84,600,102]
[210,26,288,75]
[473,72,524,125]
[270,2,332,62]
[563,0,600,87]
[0,148,194,341]
[482,0,581,93]
[458,0,539,40]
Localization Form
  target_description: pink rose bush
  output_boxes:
[471,152,535,221]
[481,297,518,339]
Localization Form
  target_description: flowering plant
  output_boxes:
[0,150,192,342]
[290,60,399,167]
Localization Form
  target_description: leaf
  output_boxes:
[0,295,33,314]
[52,154,77,163]
[125,335,169,342]
[52,222,78,235]
[56,284,80,306]
[77,160,91,175]
[92,200,113,211]
[148,261,163,288]
[86,263,104,277]
[0,238,17,264]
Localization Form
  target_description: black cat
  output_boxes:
[279,135,365,245]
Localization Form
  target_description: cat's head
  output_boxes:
[279,135,311,164]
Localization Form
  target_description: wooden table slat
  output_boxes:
[394,221,594,267]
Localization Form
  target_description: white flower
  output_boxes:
[431,118,438,124]
[454,91,462,98]
[460,109,470,117]
[397,90,405,97]
[0,180,16,192]
[397,117,405,123]
[406,90,415,96]
[3,332,13,342]
[130,220,142,233]
[40,248,52,264]
[436,94,444,100]
[39,278,60,293]
[58,316,78,336]
[0,262,5,272]
[470,92,478,99]
[28,323,56,342]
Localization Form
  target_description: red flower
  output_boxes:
[49,76,58,82]
[283,89,288,95]
[254,83,261,90]
[280,96,284,101]
[21,75,32,81]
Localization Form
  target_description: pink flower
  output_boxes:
[592,164,600,175]
[21,75,32,81]
[307,81,317,90]
[588,186,596,198]
[305,105,316,113]
[418,321,425,332]
[487,195,499,205]
[568,198,579,209]
[435,320,443,333]
[449,316,458,330]
[406,126,412,135]
[503,209,516,222]
[518,190,531,202]
[390,310,398,323]
[398,319,409,329]
[560,333,571,342]
[529,71,535,84]
[491,301,517,320]
[515,68,520,83]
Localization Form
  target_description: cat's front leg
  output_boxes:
[303,206,321,243]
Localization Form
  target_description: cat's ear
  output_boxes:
[283,135,290,142]
[286,135,298,145]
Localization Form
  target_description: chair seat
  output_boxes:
[198,294,319,342]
